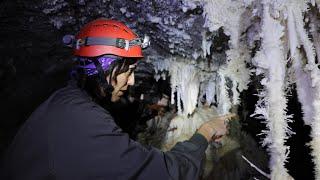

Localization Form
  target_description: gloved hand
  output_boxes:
[197,113,237,143]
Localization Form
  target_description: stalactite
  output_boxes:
[252,3,292,179]
[309,13,320,180]
[170,60,200,116]
[202,31,212,58]
[310,85,320,180]
[290,6,320,179]
[220,48,251,105]
[310,14,320,62]
[287,6,315,126]
[205,75,216,105]
[216,72,231,114]
[202,0,251,110]
[151,57,202,116]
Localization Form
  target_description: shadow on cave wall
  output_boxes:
[0,0,73,154]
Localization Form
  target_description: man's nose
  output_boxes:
[127,72,135,86]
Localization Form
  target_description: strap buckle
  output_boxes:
[116,38,130,51]
[75,39,85,49]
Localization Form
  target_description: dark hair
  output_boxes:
[75,56,137,102]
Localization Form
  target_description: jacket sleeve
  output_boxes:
[49,104,208,180]
[163,133,208,180]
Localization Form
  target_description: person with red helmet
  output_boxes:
[2,18,234,180]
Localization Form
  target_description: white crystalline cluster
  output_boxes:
[286,4,320,178]
[287,5,315,126]
[199,0,251,111]
[216,72,231,114]
[175,0,320,179]
[151,55,239,116]
[146,14,162,24]
[163,107,218,149]
[50,18,64,29]
[151,57,201,116]
[170,60,200,116]
[41,0,78,29]
[181,1,199,13]
[251,3,293,179]
[42,0,68,14]
[205,75,216,105]
[162,107,220,176]
[201,0,247,49]
[150,57,170,81]
[219,47,251,106]
[201,31,213,58]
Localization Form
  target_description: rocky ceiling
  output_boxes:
[39,0,227,59]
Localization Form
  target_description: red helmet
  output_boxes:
[72,18,148,58]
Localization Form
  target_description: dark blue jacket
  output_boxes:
[1,81,208,180]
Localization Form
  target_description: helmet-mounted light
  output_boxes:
[141,35,151,49]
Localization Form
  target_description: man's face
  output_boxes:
[108,64,136,102]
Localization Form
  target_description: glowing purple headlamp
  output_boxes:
[76,56,117,76]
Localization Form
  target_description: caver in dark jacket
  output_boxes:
[1,18,234,180]
[1,80,208,180]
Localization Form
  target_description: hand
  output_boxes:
[197,113,237,143]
